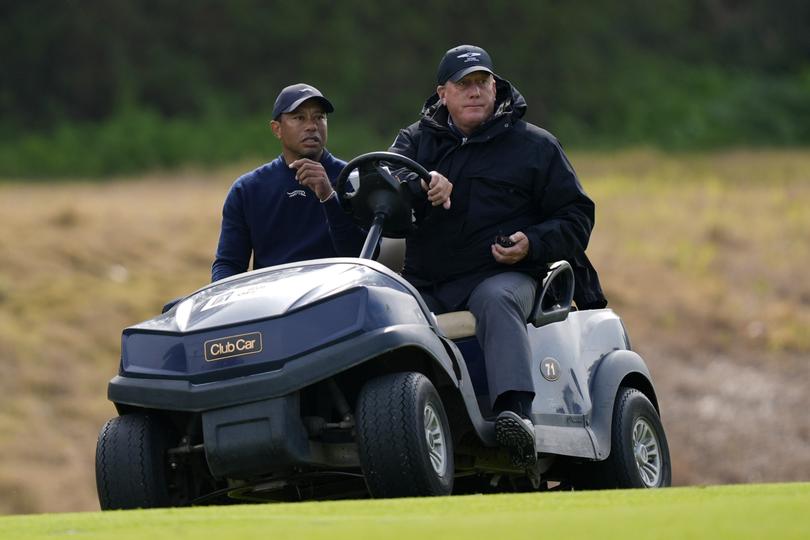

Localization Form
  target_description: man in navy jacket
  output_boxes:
[390,45,606,465]
[212,84,364,282]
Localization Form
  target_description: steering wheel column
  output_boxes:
[335,152,431,260]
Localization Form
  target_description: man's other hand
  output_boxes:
[492,231,530,264]
[421,171,453,209]
[290,159,334,201]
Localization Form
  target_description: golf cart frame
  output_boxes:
[96,152,670,508]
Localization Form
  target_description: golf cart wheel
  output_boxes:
[356,372,454,497]
[595,387,672,489]
[95,414,173,510]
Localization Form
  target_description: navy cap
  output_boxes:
[437,45,494,85]
[272,83,335,120]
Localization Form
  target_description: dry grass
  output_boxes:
[580,149,810,352]
[0,150,808,514]
[580,149,810,486]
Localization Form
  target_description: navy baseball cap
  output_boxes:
[437,45,495,85]
[272,83,335,120]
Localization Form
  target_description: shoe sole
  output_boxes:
[495,415,535,448]
[495,414,537,466]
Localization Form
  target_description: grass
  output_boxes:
[1,483,808,540]
[0,148,808,514]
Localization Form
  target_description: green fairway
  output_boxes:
[1,483,807,540]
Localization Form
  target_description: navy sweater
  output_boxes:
[211,150,363,282]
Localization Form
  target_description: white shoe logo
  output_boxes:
[457,52,482,63]
[286,189,307,198]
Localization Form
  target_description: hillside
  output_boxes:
[0,149,808,514]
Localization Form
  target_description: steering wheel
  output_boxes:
[334,152,431,238]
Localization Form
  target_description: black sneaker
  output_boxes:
[495,411,537,466]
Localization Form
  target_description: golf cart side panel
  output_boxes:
[455,308,632,459]
[109,323,459,412]
[457,313,600,420]
[588,349,658,459]
[526,313,592,417]
[523,314,597,459]
[437,337,500,448]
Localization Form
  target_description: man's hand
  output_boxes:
[290,159,334,201]
[492,231,530,264]
[421,171,453,209]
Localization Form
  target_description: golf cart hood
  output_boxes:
[131,260,414,334]
[120,258,435,382]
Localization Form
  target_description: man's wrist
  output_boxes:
[319,190,337,203]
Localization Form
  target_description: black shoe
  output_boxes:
[495,411,537,466]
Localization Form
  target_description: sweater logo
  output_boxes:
[286,189,307,198]
[457,52,482,63]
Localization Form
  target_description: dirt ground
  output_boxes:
[624,328,810,486]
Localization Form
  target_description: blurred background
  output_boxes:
[2,0,810,176]
[0,0,808,514]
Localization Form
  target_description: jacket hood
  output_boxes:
[419,76,527,128]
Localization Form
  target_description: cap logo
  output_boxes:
[299,86,312,92]
[457,52,482,63]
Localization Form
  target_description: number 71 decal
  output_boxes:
[541,357,561,381]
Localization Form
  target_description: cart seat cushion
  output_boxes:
[436,310,477,340]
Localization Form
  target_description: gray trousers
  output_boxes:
[420,272,538,408]
[468,272,538,407]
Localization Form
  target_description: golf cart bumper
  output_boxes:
[110,324,457,479]
[108,324,454,412]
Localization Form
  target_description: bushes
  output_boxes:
[2,62,808,179]
[2,1,810,178]
[0,108,268,178]
[0,108,386,178]
[550,59,810,150]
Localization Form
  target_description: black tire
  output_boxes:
[95,414,173,510]
[355,372,454,497]
[586,387,672,489]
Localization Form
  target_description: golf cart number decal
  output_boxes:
[204,332,263,362]
[541,357,561,382]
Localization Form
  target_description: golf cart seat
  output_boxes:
[436,311,478,340]
[377,238,475,338]
[377,238,575,340]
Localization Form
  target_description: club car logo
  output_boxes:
[204,332,263,362]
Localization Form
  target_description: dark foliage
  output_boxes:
[1,0,808,176]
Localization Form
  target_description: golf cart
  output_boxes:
[95,152,671,509]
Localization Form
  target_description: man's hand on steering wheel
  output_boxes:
[421,171,453,209]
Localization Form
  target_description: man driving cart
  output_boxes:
[389,44,606,465]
